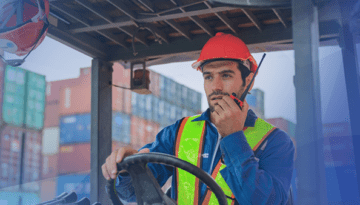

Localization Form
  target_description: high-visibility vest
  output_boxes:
[174,115,276,205]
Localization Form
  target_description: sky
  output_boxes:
[3,36,353,124]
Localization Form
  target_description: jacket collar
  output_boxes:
[192,108,258,127]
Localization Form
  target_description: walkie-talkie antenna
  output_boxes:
[239,53,266,102]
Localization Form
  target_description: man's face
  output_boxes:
[202,61,249,112]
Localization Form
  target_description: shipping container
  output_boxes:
[44,72,91,128]
[42,127,60,155]
[41,154,59,180]
[0,126,42,190]
[59,83,91,116]
[169,104,177,124]
[123,89,132,114]
[149,70,160,97]
[60,114,91,145]
[266,118,289,133]
[144,121,160,144]
[22,129,42,186]
[180,85,187,107]
[159,75,166,100]
[112,112,131,144]
[26,72,46,130]
[112,87,124,112]
[0,61,5,125]
[130,116,147,149]
[175,106,183,120]
[2,66,26,127]
[166,78,176,104]
[56,173,91,202]
[58,144,91,174]
[40,178,57,202]
[0,192,40,204]
[287,121,296,138]
[144,95,153,121]
[59,112,131,145]
[113,62,130,87]
[152,96,160,123]
[162,101,171,126]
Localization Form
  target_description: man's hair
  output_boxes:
[237,60,251,86]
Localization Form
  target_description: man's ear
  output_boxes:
[246,72,255,91]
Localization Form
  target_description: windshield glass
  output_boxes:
[0,0,358,204]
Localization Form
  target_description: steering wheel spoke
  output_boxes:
[106,153,227,205]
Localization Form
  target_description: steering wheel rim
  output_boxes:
[106,152,228,205]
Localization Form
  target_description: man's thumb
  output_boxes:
[138,148,150,154]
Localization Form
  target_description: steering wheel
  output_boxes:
[106,152,228,205]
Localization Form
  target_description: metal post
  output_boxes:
[18,71,28,205]
[90,58,113,204]
[292,0,328,204]
[338,0,360,195]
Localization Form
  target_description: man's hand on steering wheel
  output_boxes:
[102,147,150,180]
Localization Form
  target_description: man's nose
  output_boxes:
[212,76,223,91]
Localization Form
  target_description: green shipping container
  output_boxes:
[3,66,26,126]
[2,66,46,130]
[26,72,46,130]
[288,121,296,138]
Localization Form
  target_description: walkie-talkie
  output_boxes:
[230,53,266,110]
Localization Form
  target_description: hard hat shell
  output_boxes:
[0,0,49,56]
[192,32,258,73]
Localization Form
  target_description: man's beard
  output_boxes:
[207,88,245,112]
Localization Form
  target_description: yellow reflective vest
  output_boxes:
[174,115,276,205]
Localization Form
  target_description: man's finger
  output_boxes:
[217,98,231,111]
[222,95,239,110]
[108,153,118,179]
[102,164,111,180]
[138,148,150,154]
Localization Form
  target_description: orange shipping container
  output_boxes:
[130,116,147,150]
[145,121,160,144]
[112,87,124,112]
[59,83,92,116]
[40,178,57,202]
[45,70,91,127]
[124,89,132,114]
[41,154,59,180]
[58,142,125,175]
[113,62,130,87]
[149,70,160,97]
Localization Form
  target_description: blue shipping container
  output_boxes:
[145,95,153,121]
[112,112,131,144]
[60,112,131,144]
[57,174,90,201]
[60,114,90,144]
[152,97,160,123]
[159,75,166,100]
[180,85,187,106]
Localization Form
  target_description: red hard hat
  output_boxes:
[192,32,258,73]
[0,0,49,56]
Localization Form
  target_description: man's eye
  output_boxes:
[222,74,230,78]
[204,76,212,80]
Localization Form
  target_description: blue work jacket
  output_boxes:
[114,109,295,205]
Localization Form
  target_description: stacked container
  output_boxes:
[246,88,264,119]
[0,65,46,200]
[39,63,202,200]
[0,126,42,192]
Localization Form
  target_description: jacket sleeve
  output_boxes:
[112,120,182,203]
[219,128,295,205]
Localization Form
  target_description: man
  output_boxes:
[102,32,295,204]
